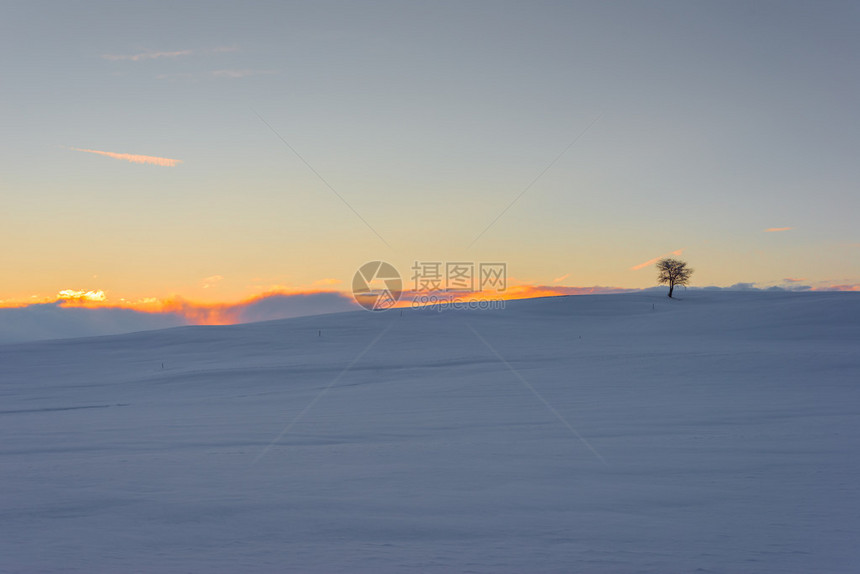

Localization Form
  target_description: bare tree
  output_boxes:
[656,258,693,298]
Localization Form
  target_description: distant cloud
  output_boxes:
[71,147,182,167]
[764,227,793,232]
[102,49,193,62]
[0,291,360,343]
[552,273,570,283]
[0,302,186,344]
[766,284,812,292]
[631,248,684,271]
[783,277,805,283]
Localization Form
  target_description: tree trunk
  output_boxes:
[668,283,674,298]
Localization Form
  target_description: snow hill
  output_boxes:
[1,291,858,573]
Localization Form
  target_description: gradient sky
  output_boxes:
[2,1,859,307]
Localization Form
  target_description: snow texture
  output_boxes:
[1,291,858,573]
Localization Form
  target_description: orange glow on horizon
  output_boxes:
[0,288,351,325]
[400,284,630,308]
[3,283,859,324]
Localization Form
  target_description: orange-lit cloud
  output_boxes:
[0,289,113,309]
[631,248,684,271]
[150,290,357,324]
[552,273,571,283]
[71,147,183,167]
[57,289,107,303]
[0,299,39,309]
[765,227,793,232]
[155,298,237,325]
[812,284,860,292]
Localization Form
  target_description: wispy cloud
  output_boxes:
[631,248,684,271]
[71,147,182,167]
[765,227,793,232]
[783,277,805,283]
[102,45,238,62]
[552,273,570,283]
[102,49,193,62]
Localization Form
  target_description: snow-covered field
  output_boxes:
[1,291,858,573]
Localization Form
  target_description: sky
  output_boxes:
[2,1,859,319]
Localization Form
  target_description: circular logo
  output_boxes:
[352,261,402,311]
